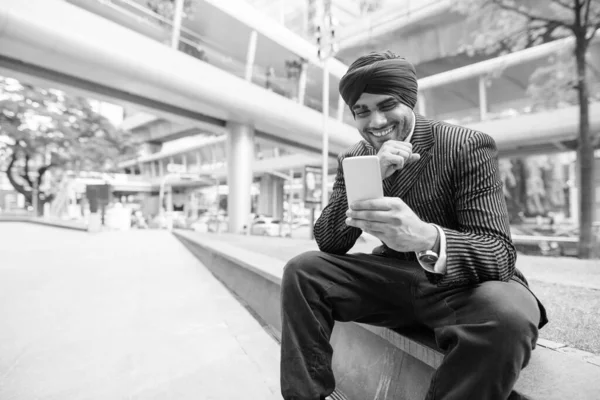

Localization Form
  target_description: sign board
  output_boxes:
[86,184,111,213]
[303,165,323,204]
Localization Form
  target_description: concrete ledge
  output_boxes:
[0,216,88,231]
[173,230,600,400]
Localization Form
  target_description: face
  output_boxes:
[352,93,414,151]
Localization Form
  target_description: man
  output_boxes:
[279,51,547,400]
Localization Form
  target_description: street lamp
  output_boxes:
[315,1,338,210]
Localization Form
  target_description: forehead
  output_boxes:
[353,93,394,109]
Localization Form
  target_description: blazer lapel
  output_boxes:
[389,113,435,199]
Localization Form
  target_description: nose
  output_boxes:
[368,111,387,130]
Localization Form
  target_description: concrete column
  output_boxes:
[478,76,488,121]
[570,159,579,222]
[258,174,284,219]
[226,122,254,233]
[166,189,173,213]
[158,160,164,177]
[182,154,188,172]
[189,190,198,219]
[245,30,258,81]
[170,0,185,49]
[298,60,308,105]
[417,93,426,115]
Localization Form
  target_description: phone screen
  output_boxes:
[342,156,384,206]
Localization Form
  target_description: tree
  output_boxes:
[452,0,600,258]
[0,77,135,215]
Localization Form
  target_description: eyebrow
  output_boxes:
[352,97,397,111]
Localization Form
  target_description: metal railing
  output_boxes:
[82,0,330,113]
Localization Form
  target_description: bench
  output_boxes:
[173,230,600,400]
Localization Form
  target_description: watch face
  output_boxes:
[420,254,438,264]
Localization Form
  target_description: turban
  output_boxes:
[339,56,418,113]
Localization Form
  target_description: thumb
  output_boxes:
[408,153,421,163]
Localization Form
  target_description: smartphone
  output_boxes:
[342,156,384,207]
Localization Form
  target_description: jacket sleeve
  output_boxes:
[314,153,362,254]
[435,131,517,287]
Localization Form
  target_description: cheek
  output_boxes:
[355,119,368,132]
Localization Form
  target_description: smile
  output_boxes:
[370,124,396,137]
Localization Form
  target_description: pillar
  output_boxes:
[158,159,164,177]
[166,189,173,213]
[417,93,426,116]
[226,122,254,233]
[170,0,185,49]
[245,30,258,82]
[298,60,308,105]
[258,174,284,220]
[478,76,488,121]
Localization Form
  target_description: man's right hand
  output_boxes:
[377,140,421,179]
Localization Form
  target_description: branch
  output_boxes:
[36,163,53,187]
[492,0,572,28]
[5,153,31,201]
[551,0,575,11]
[583,0,592,27]
[44,193,55,204]
[21,154,34,189]
[586,20,600,45]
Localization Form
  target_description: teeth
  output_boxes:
[372,125,395,137]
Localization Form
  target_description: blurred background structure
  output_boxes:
[0,0,599,257]
[1,2,600,399]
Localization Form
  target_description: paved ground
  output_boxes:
[0,223,280,400]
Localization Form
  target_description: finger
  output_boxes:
[382,148,412,160]
[382,154,407,172]
[345,218,388,233]
[346,209,394,223]
[380,140,413,152]
[351,197,394,211]
[407,153,421,164]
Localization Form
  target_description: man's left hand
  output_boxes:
[345,197,437,253]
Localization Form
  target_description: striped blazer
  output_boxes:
[314,113,529,289]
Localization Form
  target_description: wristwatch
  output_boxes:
[417,226,440,264]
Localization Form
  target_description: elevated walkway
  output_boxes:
[0,223,280,399]
[1,0,598,166]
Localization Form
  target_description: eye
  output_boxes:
[380,102,398,111]
[355,110,370,118]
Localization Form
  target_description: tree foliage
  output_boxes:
[452,0,600,257]
[146,0,195,21]
[0,77,135,212]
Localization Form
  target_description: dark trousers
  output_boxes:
[280,251,542,400]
